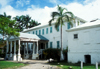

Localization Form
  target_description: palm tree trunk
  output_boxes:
[60,24,64,60]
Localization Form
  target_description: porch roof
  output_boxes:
[8,32,49,41]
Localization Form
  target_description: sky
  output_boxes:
[0,0,100,25]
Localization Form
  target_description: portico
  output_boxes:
[6,32,48,61]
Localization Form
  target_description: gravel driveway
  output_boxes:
[16,60,61,69]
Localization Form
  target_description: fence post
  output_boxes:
[81,61,83,69]
[96,62,98,69]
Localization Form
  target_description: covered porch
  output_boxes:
[6,33,48,61]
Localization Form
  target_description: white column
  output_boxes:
[27,42,28,54]
[37,41,38,54]
[6,40,9,58]
[13,41,16,61]
[32,43,35,54]
[81,61,83,69]
[18,40,22,61]
[24,43,25,55]
[10,41,12,57]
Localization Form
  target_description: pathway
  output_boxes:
[16,60,61,69]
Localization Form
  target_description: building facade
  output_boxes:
[67,20,100,64]
[22,17,86,52]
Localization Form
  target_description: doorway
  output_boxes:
[84,55,91,64]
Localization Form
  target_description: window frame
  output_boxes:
[74,34,78,39]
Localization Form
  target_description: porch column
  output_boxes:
[27,42,28,54]
[6,40,9,58]
[10,41,12,57]
[32,43,35,54]
[24,43,25,55]
[37,41,38,54]
[13,41,16,61]
[18,40,22,61]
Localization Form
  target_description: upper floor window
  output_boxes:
[74,34,78,39]
[39,30,41,35]
[50,42,52,48]
[46,28,48,34]
[42,29,44,35]
[33,31,34,34]
[57,26,59,31]
[57,41,60,48]
[67,23,71,29]
[36,30,37,35]
[50,27,52,33]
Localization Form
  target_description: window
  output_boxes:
[39,30,41,35]
[50,42,52,48]
[67,23,71,29]
[46,42,48,48]
[74,34,78,39]
[42,29,44,35]
[36,31,37,35]
[46,28,48,34]
[50,27,52,33]
[57,26,59,31]
[33,31,34,34]
[57,41,60,48]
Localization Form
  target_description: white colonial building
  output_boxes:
[67,20,100,64]
[5,16,86,61]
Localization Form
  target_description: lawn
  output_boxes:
[49,61,100,69]
[0,61,26,69]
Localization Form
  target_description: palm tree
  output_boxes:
[49,5,74,60]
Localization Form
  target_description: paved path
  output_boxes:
[16,60,61,69]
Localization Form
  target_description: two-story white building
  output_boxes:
[5,16,86,61]
[67,20,100,64]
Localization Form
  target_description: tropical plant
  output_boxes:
[0,12,19,40]
[14,15,41,32]
[49,5,74,60]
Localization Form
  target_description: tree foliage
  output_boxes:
[14,15,41,32]
[0,12,19,40]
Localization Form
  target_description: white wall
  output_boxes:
[68,26,100,64]
[23,18,85,50]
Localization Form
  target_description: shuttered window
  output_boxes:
[57,41,60,48]
[46,28,48,34]
[50,27,52,33]
[39,30,41,35]
[42,29,44,35]
[67,23,71,29]
[50,42,52,48]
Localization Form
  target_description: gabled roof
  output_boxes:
[67,20,100,32]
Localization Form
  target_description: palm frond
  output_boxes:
[55,17,60,31]
[49,18,54,26]
[51,12,60,18]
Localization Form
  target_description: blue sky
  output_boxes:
[0,0,100,24]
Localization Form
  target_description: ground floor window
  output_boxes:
[57,41,60,48]
[50,42,52,48]
[46,42,48,48]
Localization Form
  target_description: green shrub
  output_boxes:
[43,48,60,61]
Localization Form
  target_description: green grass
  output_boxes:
[0,61,26,69]
[49,61,100,69]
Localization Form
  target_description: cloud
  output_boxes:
[0,0,100,25]
[16,0,30,7]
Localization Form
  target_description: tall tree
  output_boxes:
[14,15,41,32]
[0,12,19,40]
[49,5,74,60]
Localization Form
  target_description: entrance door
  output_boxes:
[41,43,45,49]
[85,55,91,64]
